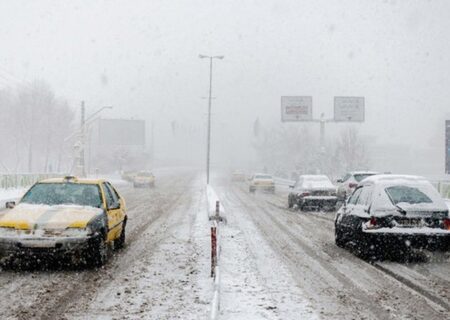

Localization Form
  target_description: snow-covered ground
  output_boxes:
[0,171,447,320]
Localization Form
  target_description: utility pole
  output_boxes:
[80,101,86,177]
[199,54,224,185]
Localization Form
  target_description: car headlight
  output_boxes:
[61,227,90,238]
[0,227,18,237]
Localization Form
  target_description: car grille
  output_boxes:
[310,190,333,196]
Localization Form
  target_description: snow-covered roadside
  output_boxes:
[216,187,318,320]
[0,187,27,209]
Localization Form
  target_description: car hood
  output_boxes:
[0,203,103,230]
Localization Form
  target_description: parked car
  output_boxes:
[0,176,127,267]
[335,175,450,255]
[336,171,379,200]
[249,174,275,193]
[288,175,338,211]
[133,171,155,188]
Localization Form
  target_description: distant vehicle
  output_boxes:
[121,170,137,182]
[231,170,246,182]
[0,176,127,267]
[133,171,155,188]
[249,174,275,193]
[335,175,450,255]
[288,175,338,211]
[336,171,379,200]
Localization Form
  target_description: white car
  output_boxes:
[249,174,275,193]
[336,171,378,200]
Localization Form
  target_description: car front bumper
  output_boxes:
[0,235,95,258]
[250,185,275,191]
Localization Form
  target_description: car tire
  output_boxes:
[114,222,126,250]
[335,224,346,248]
[87,232,108,268]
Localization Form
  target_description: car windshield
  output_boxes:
[354,174,376,182]
[385,185,433,205]
[21,183,102,208]
[255,175,272,179]
[302,176,333,188]
[138,172,153,177]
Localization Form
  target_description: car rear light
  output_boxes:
[300,192,310,197]
[443,218,450,230]
[349,183,358,188]
[363,216,379,230]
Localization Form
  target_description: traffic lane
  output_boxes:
[0,171,196,320]
[263,185,450,308]
[229,183,448,319]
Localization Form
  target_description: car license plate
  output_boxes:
[396,218,422,227]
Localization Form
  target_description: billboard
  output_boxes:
[446,120,450,174]
[281,96,313,121]
[97,119,145,146]
[334,97,365,122]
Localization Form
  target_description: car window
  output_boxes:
[105,182,120,204]
[348,187,363,205]
[354,174,375,182]
[21,183,102,208]
[356,186,372,206]
[102,183,115,208]
[385,185,432,205]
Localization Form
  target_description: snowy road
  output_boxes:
[0,172,448,319]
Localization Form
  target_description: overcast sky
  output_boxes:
[1,0,449,171]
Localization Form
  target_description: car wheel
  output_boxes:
[335,224,346,248]
[114,222,126,250]
[87,233,108,268]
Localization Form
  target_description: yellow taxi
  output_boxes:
[133,171,155,188]
[0,176,127,267]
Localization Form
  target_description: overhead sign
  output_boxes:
[446,120,450,174]
[281,96,313,122]
[334,97,365,122]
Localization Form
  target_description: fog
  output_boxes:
[1,0,449,176]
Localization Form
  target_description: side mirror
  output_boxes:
[5,201,15,209]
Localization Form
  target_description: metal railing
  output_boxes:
[0,173,66,189]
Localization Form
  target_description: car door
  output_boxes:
[340,187,363,232]
[106,182,126,229]
[102,182,122,242]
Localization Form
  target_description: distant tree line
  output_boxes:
[252,122,369,179]
[0,80,75,173]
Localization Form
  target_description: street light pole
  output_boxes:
[199,54,224,185]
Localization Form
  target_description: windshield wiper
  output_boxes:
[395,204,407,215]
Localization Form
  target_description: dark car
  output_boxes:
[335,174,450,256]
[288,175,338,211]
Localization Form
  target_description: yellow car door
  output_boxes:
[101,182,124,242]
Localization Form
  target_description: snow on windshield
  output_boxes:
[301,176,334,189]
[21,183,102,208]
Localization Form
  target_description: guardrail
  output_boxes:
[0,173,66,189]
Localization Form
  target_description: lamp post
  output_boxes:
[79,103,113,177]
[199,54,224,184]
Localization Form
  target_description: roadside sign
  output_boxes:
[446,120,450,174]
[334,97,365,122]
[281,96,313,122]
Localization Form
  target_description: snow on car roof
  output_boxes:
[349,171,379,175]
[360,174,428,185]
